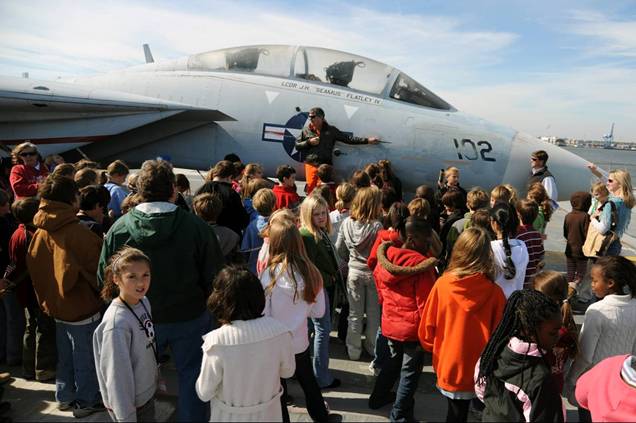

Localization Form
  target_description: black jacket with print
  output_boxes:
[479,340,563,422]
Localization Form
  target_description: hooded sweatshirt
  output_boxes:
[475,337,564,422]
[273,184,300,211]
[27,199,103,322]
[93,297,158,421]
[374,242,437,342]
[419,272,506,393]
[335,217,382,273]
[564,191,592,258]
[98,202,224,324]
[260,264,325,354]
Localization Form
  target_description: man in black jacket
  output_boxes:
[295,107,379,193]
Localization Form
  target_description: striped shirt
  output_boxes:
[516,224,545,287]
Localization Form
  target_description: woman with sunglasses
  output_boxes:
[9,142,48,200]
[588,164,634,256]
[295,107,379,195]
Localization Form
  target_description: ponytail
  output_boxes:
[101,265,119,301]
[491,201,516,280]
[501,236,517,280]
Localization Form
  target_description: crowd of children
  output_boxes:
[0,140,635,422]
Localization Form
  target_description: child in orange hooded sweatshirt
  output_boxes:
[419,227,506,423]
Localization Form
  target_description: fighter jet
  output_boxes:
[0,44,592,198]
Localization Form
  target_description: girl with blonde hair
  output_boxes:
[489,185,512,207]
[260,221,330,422]
[330,182,356,243]
[255,208,297,275]
[239,163,264,197]
[300,195,342,389]
[335,186,383,360]
[419,227,506,422]
[588,167,634,255]
[527,182,553,235]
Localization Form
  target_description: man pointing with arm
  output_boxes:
[296,107,379,194]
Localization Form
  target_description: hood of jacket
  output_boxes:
[493,336,547,381]
[376,242,437,284]
[570,191,592,212]
[202,316,290,351]
[124,205,184,248]
[34,199,79,232]
[341,218,381,253]
[445,272,503,312]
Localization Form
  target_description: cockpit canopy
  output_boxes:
[188,45,452,111]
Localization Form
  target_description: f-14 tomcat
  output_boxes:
[0,44,592,198]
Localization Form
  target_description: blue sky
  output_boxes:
[1,0,635,141]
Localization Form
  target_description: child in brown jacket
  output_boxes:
[563,191,592,292]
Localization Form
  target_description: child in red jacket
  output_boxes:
[369,217,437,421]
[272,165,300,211]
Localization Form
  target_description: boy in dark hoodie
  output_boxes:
[563,191,592,292]
[369,217,437,421]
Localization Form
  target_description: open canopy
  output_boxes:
[188,45,453,111]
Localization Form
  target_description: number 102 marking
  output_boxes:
[453,138,496,162]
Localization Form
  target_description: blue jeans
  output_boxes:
[370,340,425,422]
[372,312,390,371]
[309,290,334,387]
[2,291,25,365]
[55,317,101,407]
[155,311,210,422]
[605,239,622,256]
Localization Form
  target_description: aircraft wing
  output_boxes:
[0,76,234,145]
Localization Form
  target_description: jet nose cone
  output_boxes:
[503,133,594,201]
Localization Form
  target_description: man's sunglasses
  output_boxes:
[308,115,318,120]
[19,151,38,157]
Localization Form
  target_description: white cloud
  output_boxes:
[565,10,636,58]
[444,65,636,141]
[0,0,517,84]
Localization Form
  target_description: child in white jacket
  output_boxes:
[196,266,295,422]
[261,220,330,422]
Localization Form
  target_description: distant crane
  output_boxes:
[602,123,615,148]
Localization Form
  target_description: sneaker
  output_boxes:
[72,402,105,418]
[57,401,75,411]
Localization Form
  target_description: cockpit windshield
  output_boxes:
[389,72,452,110]
[188,45,294,77]
[187,45,453,110]
[295,47,393,95]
